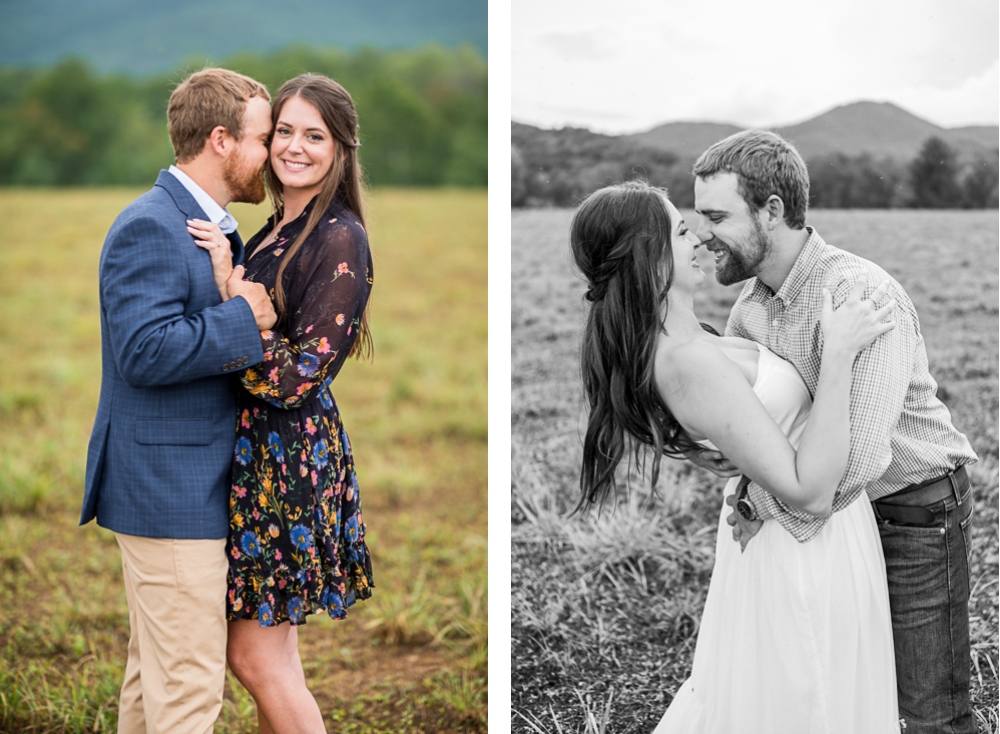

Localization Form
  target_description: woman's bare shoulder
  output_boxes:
[656,336,729,370]
[655,337,739,397]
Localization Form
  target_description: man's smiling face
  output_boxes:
[694,172,771,286]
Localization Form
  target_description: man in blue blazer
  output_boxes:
[81,68,275,734]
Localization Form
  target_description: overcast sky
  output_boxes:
[512,0,999,133]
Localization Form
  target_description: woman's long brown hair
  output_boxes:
[571,181,711,511]
[265,74,373,361]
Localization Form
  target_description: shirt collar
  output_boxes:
[745,226,826,306]
[167,165,239,234]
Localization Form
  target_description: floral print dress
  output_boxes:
[227,195,374,626]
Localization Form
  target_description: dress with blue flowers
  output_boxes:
[227,195,374,626]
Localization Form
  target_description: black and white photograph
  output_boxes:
[511,1,999,732]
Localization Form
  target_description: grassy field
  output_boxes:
[511,208,999,733]
[0,187,487,733]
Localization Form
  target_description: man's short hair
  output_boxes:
[693,130,810,229]
[167,68,271,164]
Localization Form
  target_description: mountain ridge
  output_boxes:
[0,0,487,75]
[621,101,997,162]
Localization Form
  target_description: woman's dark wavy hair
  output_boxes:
[571,180,712,511]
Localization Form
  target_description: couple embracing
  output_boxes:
[80,67,374,733]
[574,131,976,733]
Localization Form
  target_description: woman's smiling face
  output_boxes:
[270,95,336,199]
[664,196,706,297]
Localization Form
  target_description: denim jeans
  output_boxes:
[876,474,975,734]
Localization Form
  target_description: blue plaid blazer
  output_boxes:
[81,170,265,539]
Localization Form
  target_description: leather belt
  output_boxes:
[872,466,969,527]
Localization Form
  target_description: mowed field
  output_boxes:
[511,208,999,733]
[0,188,487,733]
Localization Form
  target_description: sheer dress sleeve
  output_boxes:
[241,210,372,410]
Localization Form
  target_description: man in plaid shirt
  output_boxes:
[688,130,978,733]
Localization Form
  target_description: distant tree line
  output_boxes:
[0,44,486,187]
[512,130,998,209]
[810,138,998,208]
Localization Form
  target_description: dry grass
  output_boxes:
[0,187,487,733]
[511,208,999,733]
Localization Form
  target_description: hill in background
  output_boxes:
[0,0,487,74]
[513,102,999,209]
[626,101,998,162]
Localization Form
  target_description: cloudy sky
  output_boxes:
[512,0,999,133]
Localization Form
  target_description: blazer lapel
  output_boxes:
[227,230,246,266]
[156,169,247,265]
[154,169,210,222]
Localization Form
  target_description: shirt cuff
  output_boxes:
[746,480,831,542]
[746,481,774,521]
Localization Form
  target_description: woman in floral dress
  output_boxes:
[189,74,373,733]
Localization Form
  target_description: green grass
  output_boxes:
[511,208,999,733]
[0,187,486,732]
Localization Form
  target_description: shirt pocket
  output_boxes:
[134,419,215,445]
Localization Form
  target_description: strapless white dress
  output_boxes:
[654,344,899,734]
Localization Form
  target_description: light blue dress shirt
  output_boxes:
[167,165,239,234]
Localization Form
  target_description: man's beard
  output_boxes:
[224,147,266,205]
[711,217,771,286]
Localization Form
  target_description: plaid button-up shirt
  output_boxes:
[726,228,977,542]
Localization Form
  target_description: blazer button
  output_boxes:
[222,363,230,371]
[241,356,248,365]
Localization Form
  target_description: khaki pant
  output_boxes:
[115,533,229,734]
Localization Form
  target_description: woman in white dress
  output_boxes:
[570,180,900,733]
